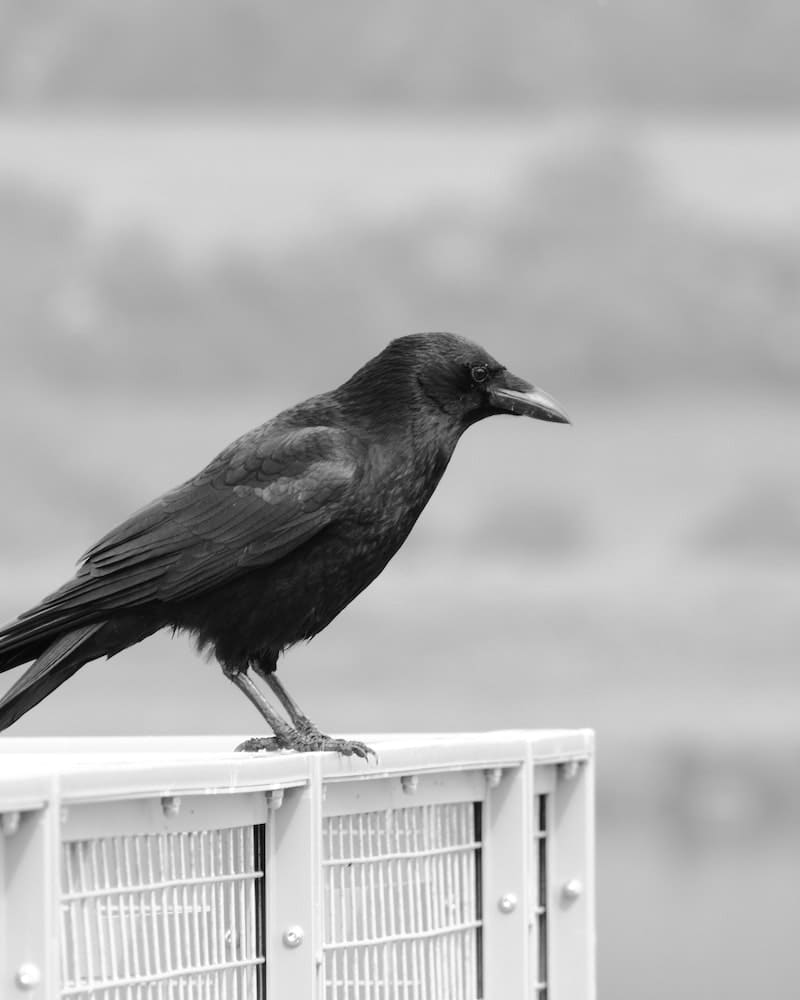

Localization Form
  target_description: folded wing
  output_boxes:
[0,423,359,653]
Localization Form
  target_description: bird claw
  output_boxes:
[235,731,376,760]
[235,735,283,753]
[308,736,377,761]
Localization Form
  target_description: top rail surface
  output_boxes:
[0,730,593,805]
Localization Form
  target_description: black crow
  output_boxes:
[0,333,569,756]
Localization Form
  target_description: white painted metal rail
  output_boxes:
[0,731,595,999]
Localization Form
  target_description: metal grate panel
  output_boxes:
[323,802,482,1000]
[59,825,266,999]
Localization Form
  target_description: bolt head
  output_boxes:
[562,878,583,901]
[498,892,518,914]
[283,925,305,948]
[16,963,41,989]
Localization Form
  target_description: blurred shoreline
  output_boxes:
[3,111,800,259]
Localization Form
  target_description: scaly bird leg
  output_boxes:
[246,658,376,760]
[222,663,295,752]
[259,668,320,735]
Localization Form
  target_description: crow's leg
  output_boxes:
[250,661,318,735]
[221,660,296,751]
[244,657,376,760]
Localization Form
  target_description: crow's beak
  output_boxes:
[488,372,571,424]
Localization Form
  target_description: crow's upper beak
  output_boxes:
[488,372,571,424]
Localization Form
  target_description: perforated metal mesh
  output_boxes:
[323,802,482,1000]
[59,825,266,999]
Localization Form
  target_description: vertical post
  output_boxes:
[2,797,60,999]
[481,761,533,999]
[549,753,596,1000]
[267,767,322,999]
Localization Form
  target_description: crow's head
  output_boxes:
[388,332,571,428]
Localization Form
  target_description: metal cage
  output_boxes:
[60,825,266,998]
[323,802,482,999]
[0,731,594,999]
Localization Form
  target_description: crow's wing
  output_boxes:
[12,424,359,632]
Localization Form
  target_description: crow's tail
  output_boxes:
[0,623,106,732]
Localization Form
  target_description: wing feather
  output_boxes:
[14,424,359,628]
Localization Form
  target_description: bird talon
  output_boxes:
[325,738,377,761]
[234,732,375,759]
[234,735,284,753]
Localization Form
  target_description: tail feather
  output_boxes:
[0,624,105,732]
[0,563,165,673]
[0,615,89,671]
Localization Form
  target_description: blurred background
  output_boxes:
[1,2,799,996]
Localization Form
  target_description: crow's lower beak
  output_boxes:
[489,374,571,424]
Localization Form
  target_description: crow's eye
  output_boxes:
[471,364,490,384]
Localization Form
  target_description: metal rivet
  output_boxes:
[562,878,583,901]
[401,775,418,795]
[283,925,304,948]
[485,767,503,789]
[559,760,582,781]
[161,796,180,817]
[1,811,21,837]
[498,892,518,914]
[16,963,41,989]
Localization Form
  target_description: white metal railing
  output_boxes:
[0,731,595,999]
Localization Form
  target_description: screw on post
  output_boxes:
[16,963,41,990]
[562,878,583,902]
[498,892,518,914]
[283,925,305,948]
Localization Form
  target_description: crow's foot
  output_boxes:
[235,731,376,759]
[235,735,282,753]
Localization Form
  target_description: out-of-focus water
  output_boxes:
[2,113,800,258]
[602,829,800,1000]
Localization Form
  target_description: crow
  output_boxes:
[0,333,569,756]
